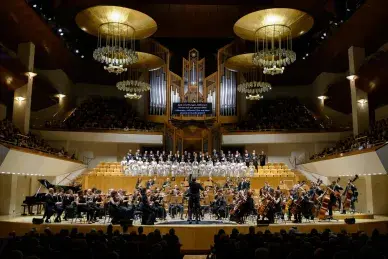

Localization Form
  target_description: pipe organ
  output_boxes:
[220,68,237,116]
[149,68,167,115]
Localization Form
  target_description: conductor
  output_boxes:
[188,174,204,224]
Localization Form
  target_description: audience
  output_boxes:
[311,118,388,160]
[2,226,182,259]
[0,119,75,160]
[211,227,387,259]
[44,97,161,132]
[230,98,324,132]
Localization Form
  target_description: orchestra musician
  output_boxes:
[63,189,76,221]
[213,190,227,220]
[140,188,156,225]
[341,175,359,214]
[328,179,343,219]
[53,188,64,223]
[42,188,55,223]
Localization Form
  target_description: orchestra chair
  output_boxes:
[271,169,279,177]
[262,165,269,170]
[267,163,273,166]
[268,165,275,170]
[71,206,87,224]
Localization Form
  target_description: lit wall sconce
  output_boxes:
[357,98,368,105]
[317,96,328,100]
[346,75,358,81]
[5,76,13,85]
[14,96,26,102]
[55,94,66,99]
[24,72,37,79]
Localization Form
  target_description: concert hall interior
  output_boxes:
[1,0,388,258]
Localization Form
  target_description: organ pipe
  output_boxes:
[149,68,167,115]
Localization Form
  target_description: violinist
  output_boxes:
[63,189,76,221]
[76,190,94,224]
[169,188,184,219]
[151,188,166,220]
[53,188,64,223]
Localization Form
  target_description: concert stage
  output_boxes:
[1,213,387,252]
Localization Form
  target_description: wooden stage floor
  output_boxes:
[1,213,387,252]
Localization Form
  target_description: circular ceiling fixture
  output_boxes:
[76,6,157,73]
[225,53,272,100]
[234,8,314,75]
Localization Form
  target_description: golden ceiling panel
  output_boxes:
[225,53,259,72]
[75,6,157,39]
[128,52,165,70]
[234,8,314,41]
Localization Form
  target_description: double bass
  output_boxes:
[342,175,359,211]
[317,178,340,220]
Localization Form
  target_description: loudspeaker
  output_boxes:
[32,218,44,225]
[119,219,133,227]
[345,217,356,224]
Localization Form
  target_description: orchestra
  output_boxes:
[33,150,360,226]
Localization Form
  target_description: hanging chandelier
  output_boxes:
[75,6,158,74]
[93,22,138,73]
[252,24,296,75]
[246,94,264,100]
[237,80,272,95]
[116,67,151,99]
[233,8,314,75]
[124,92,142,100]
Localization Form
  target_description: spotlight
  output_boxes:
[81,55,84,58]
[302,57,305,60]
[323,33,327,36]
[58,28,62,32]
[75,49,79,53]
[357,99,368,105]
[60,32,64,36]
[306,53,309,57]
[33,4,37,8]
[347,8,351,12]
[48,18,52,21]
[321,36,324,39]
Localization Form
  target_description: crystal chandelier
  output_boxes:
[252,24,296,75]
[93,22,138,74]
[104,64,127,75]
[124,92,142,100]
[246,94,264,100]
[116,80,151,92]
[116,69,151,99]
[237,68,272,97]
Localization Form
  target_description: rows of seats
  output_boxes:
[90,162,124,176]
[257,168,294,177]
[258,162,288,170]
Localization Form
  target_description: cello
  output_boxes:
[342,175,359,211]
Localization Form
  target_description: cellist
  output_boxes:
[341,175,359,214]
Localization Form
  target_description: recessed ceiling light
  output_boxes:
[58,28,62,32]
[323,33,327,36]
[75,49,79,53]
[60,32,64,36]
[321,36,324,39]
[48,18,51,21]
[299,31,304,35]
[302,57,305,60]
[81,55,84,58]
[33,4,37,8]
[358,99,368,105]
[306,53,309,57]
[82,27,87,31]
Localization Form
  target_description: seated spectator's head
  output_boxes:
[255,247,269,259]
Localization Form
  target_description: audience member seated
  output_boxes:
[211,227,387,259]
[0,119,76,160]
[311,118,388,160]
[1,226,182,259]
[231,98,324,132]
[44,97,162,132]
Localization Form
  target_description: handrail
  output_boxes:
[306,142,387,163]
[32,126,164,133]
[0,139,84,164]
